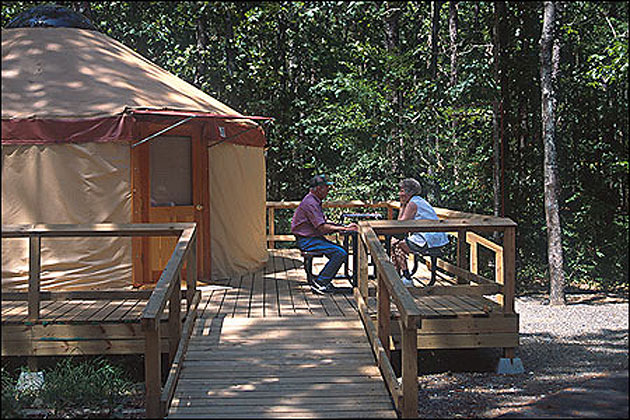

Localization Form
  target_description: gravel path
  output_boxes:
[416,293,629,418]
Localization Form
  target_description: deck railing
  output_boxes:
[356,216,516,417]
[1,223,200,418]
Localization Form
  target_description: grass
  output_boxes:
[2,356,138,419]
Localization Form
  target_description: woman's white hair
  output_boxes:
[399,178,422,197]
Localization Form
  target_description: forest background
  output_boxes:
[2,1,628,295]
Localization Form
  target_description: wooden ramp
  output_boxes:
[168,316,397,419]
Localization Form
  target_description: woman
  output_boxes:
[391,178,449,286]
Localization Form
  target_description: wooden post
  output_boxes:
[469,240,478,274]
[387,206,394,220]
[131,137,150,287]
[401,316,418,418]
[268,207,275,249]
[28,235,41,321]
[186,236,197,310]
[377,272,391,358]
[457,230,467,284]
[358,230,368,300]
[144,324,162,419]
[168,276,182,365]
[502,227,516,314]
[495,247,504,286]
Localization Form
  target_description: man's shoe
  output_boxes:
[310,280,329,295]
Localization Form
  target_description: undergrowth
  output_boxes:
[1,357,135,418]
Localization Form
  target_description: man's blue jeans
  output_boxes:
[296,236,347,285]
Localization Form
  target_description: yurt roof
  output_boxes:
[1,26,268,147]
[1,27,245,119]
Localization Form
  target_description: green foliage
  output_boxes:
[39,357,133,411]
[1,367,22,419]
[1,358,133,416]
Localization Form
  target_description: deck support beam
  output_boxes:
[144,324,161,419]
[401,315,419,418]
[28,235,41,321]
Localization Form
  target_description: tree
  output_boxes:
[492,1,508,218]
[384,1,404,169]
[448,1,458,87]
[540,1,566,305]
[429,1,442,79]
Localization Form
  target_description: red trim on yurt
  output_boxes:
[2,110,268,147]
[1,115,134,145]
[129,109,272,120]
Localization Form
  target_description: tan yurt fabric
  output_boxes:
[209,143,268,278]
[2,27,268,291]
[1,143,132,290]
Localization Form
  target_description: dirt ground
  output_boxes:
[413,293,629,418]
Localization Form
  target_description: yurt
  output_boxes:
[2,6,269,290]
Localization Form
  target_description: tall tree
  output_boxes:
[72,1,92,21]
[385,1,403,169]
[429,1,442,79]
[492,1,508,218]
[448,1,459,182]
[448,1,458,87]
[540,1,566,305]
[194,4,209,88]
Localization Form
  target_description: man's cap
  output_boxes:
[309,174,333,188]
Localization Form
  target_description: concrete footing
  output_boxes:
[496,357,524,374]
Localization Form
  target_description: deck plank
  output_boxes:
[250,261,265,317]
[103,299,142,322]
[233,272,253,317]
[274,256,294,316]
[280,250,314,316]
[264,269,279,317]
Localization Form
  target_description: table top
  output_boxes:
[341,212,383,220]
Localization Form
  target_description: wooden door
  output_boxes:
[148,135,195,281]
[131,122,210,286]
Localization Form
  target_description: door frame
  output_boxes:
[131,118,210,286]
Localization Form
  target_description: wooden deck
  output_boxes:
[1,298,189,356]
[196,248,360,319]
[168,248,397,418]
[2,247,519,418]
[168,316,396,419]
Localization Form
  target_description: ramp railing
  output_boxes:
[355,215,517,418]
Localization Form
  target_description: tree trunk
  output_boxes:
[385,2,403,172]
[449,1,459,183]
[224,7,235,79]
[492,101,501,218]
[195,8,208,88]
[492,1,508,218]
[491,2,502,217]
[73,1,92,21]
[449,1,458,87]
[130,2,147,58]
[540,1,566,305]
[429,1,442,79]
[428,1,443,198]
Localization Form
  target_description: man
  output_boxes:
[291,175,358,294]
